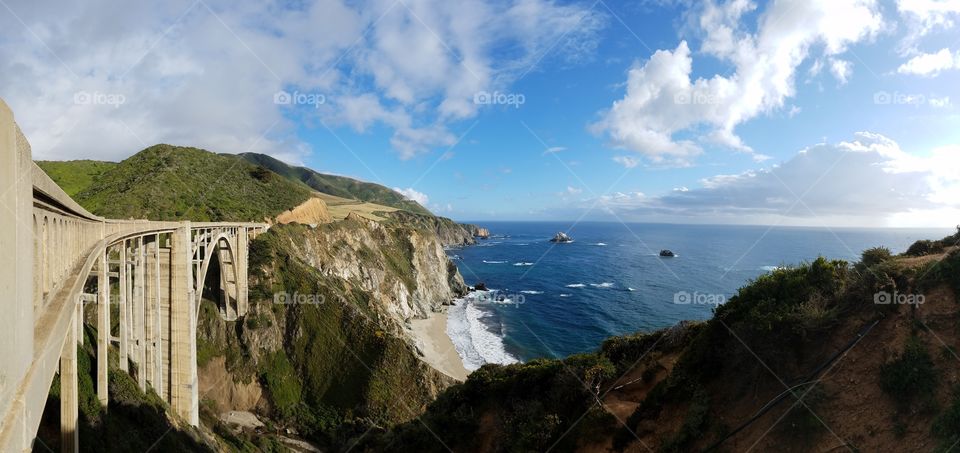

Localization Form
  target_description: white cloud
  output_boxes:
[592,0,883,165]
[829,58,854,85]
[584,133,960,227]
[566,186,582,195]
[0,0,604,161]
[896,0,960,50]
[897,48,960,76]
[543,146,566,155]
[393,187,429,205]
[612,155,640,168]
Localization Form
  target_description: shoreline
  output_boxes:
[409,311,469,381]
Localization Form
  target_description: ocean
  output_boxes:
[443,221,952,371]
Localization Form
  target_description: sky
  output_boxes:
[1,0,958,227]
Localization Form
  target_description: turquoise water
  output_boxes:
[444,222,951,368]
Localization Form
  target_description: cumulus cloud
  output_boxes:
[897,48,960,76]
[588,133,960,226]
[0,0,604,161]
[592,0,883,165]
[393,187,429,205]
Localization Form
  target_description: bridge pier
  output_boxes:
[60,308,78,453]
[97,251,110,409]
[170,224,198,425]
[119,244,128,372]
[134,237,147,391]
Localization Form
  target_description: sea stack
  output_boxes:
[475,227,491,239]
[550,232,573,243]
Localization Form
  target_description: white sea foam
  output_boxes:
[513,262,534,266]
[627,287,636,292]
[594,242,607,246]
[760,265,785,272]
[483,260,507,264]
[589,282,615,288]
[520,290,544,295]
[566,283,586,288]
[559,293,572,297]
[446,296,520,371]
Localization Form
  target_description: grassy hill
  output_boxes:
[69,144,312,222]
[36,160,117,197]
[238,152,433,216]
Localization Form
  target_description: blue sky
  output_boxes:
[1,0,958,226]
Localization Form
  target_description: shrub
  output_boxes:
[933,386,960,450]
[880,337,937,410]
[906,240,945,257]
[861,247,892,267]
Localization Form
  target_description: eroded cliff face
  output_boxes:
[383,210,482,247]
[285,212,468,328]
[195,213,472,445]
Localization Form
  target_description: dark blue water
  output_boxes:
[444,222,950,366]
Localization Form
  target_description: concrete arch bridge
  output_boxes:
[0,100,268,451]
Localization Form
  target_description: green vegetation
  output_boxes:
[38,328,212,452]
[933,387,960,451]
[904,227,959,257]
[238,152,433,215]
[57,144,312,221]
[200,223,454,447]
[365,355,618,452]
[861,246,893,267]
[880,336,938,411]
[36,160,117,197]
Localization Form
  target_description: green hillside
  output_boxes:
[69,144,311,222]
[36,160,117,197]
[238,152,433,216]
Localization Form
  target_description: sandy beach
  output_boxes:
[409,312,469,381]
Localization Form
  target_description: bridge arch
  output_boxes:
[195,231,243,321]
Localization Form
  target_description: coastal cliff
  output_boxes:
[383,210,483,246]
[194,213,473,447]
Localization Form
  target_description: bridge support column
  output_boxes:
[169,224,198,425]
[134,237,147,391]
[96,252,110,409]
[237,228,249,317]
[60,308,78,453]
[119,244,128,372]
